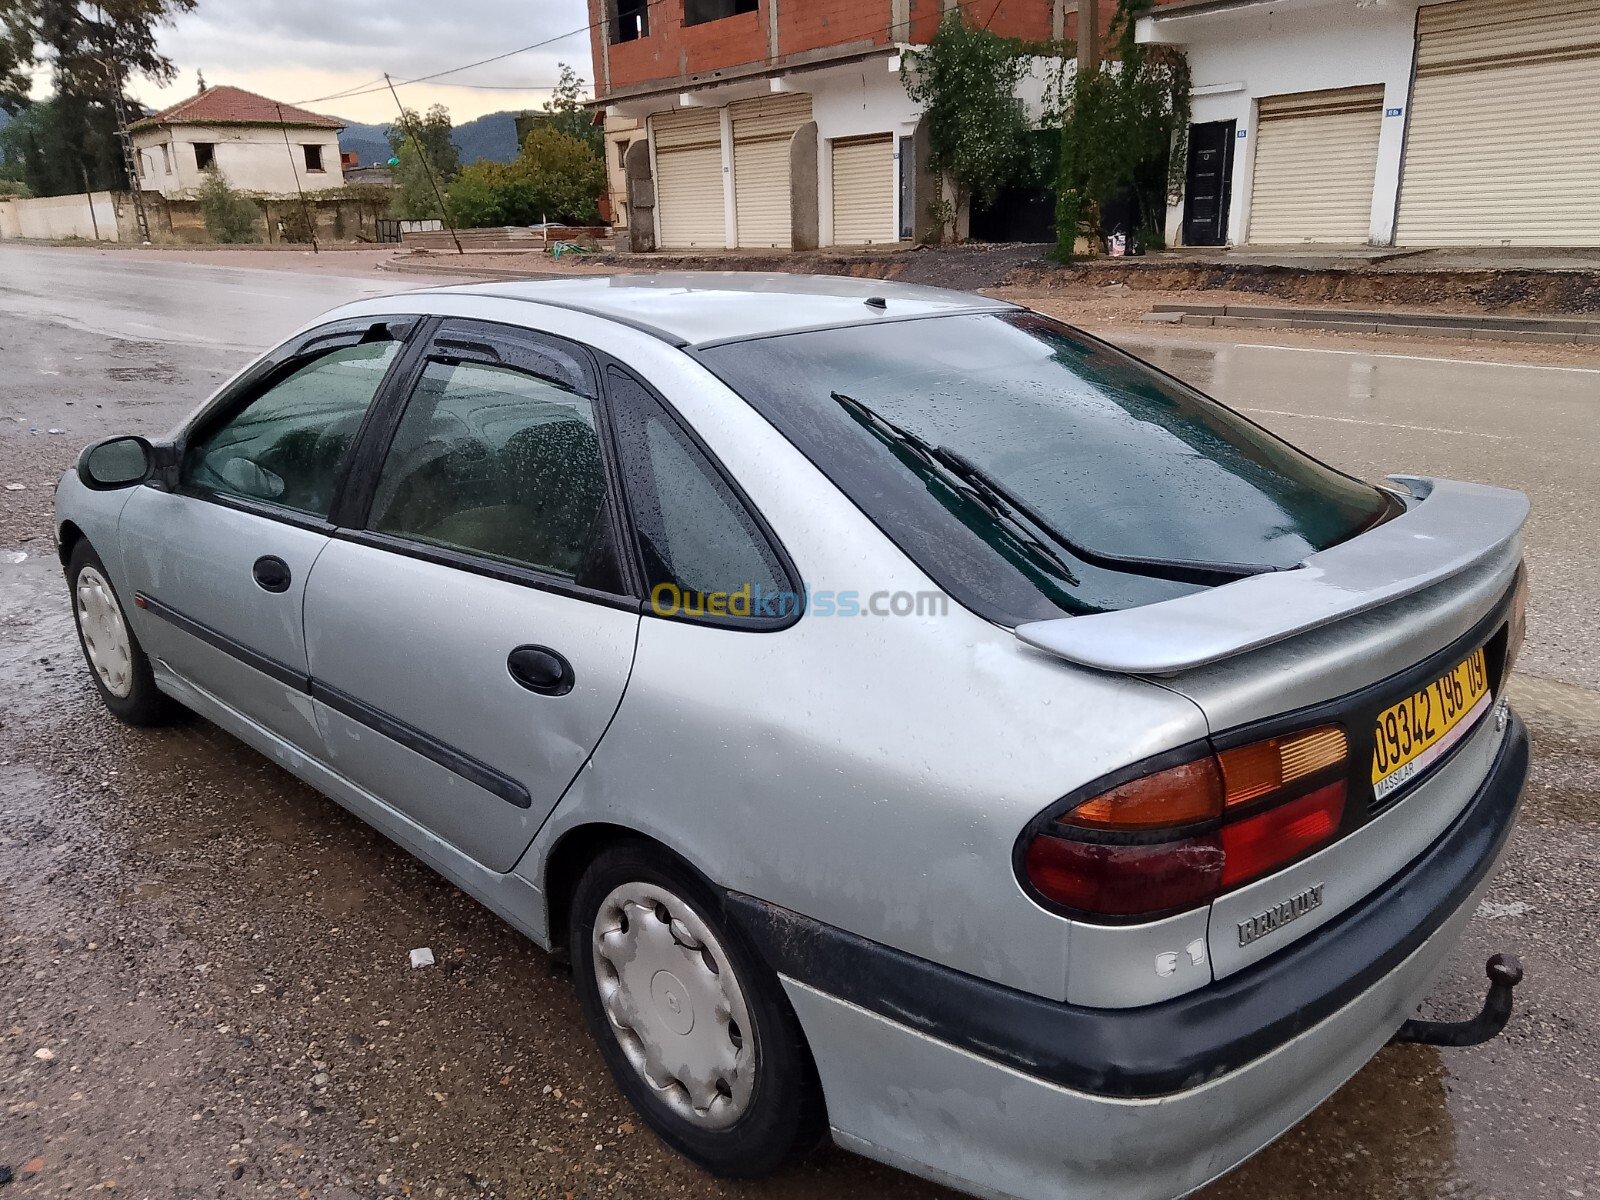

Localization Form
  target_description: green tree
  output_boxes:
[901,12,1029,242]
[1055,0,1189,258]
[542,63,602,155]
[447,126,604,228]
[197,164,261,243]
[386,103,459,220]
[1,0,197,192]
[0,95,123,196]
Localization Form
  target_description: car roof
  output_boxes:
[411,272,1018,348]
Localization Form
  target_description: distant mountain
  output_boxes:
[335,118,391,168]
[454,111,521,165]
[333,110,523,168]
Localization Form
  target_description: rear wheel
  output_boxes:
[67,540,179,727]
[569,842,825,1176]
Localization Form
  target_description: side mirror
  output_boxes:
[78,436,156,491]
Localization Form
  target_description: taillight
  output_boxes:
[1020,727,1349,921]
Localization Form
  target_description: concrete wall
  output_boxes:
[0,192,119,241]
[1145,0,1425,247]
[132,122,346,199]
[109,191,389,246]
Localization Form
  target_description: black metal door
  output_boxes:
[1182,121,1235,247]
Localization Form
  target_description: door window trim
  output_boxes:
[335,318,644,607]
[172,315,427,529]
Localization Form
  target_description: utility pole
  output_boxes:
[1078,0,1101,76]
[111,85,151,243]
[385,74,464,255]
[92,4,151,243]
[276,104,321,253]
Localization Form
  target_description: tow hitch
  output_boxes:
[1392,953,1524,1048]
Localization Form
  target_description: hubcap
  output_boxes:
[592,882,756,1129]
[75,566,134,699]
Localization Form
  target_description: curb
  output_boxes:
[1145,302,1600,345]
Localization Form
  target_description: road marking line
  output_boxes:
[1236,407,1514,440]
[1227,342,1600,375]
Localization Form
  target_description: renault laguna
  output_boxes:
[55,275,1529,1200]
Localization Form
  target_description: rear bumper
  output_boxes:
[730,713,1529,1199]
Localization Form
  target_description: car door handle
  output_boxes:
[252,556,292,594]
[507,646,574,697]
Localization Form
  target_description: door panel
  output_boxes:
[119,487,327,749]
[301,324,641,872]
[303,540,639,872]
[1182,120,1234,247]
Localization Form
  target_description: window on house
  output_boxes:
[194,142,216,171]
[160,143,171,174]
[684,0,758,26]
[303,145,326,173]
[612,0,649,42]
[616,139,631,169]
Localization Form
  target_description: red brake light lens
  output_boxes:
[1024,834,1224,915]
[1220,781,1346,888]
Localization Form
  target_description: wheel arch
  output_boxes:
[57,519,85,566]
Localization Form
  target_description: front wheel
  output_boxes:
[569,842,826,1177]
[67,540,179,727]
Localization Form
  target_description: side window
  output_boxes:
[182,339,400,518]
[368,355,621,591]
[606,367,792,622]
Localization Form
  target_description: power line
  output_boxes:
[292,0,669,108]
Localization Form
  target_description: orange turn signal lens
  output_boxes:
[1061,758,1224,831]
[1218,726,1348,809]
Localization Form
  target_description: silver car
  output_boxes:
[55,275,1531,1200]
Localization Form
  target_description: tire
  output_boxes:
[66,540,180,727]
[569,841,826,1177]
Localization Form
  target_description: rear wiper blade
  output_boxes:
[833,392,1270,589]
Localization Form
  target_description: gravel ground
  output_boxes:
[2,244,1598,1200]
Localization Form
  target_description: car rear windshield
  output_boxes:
[696,312,1392,625]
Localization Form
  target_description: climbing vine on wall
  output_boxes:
[1055,0,1191,259]
[900,12,1044,243]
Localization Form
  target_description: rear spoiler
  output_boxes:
[1014,477,1528,676]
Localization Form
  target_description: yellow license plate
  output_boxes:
[1372,648,1491,800]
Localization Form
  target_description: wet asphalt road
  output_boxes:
[1,245,1597,1200]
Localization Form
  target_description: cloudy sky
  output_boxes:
[114,0,595,125]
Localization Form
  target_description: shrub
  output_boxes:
[197,167,262,243]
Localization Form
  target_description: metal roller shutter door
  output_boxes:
[653,109,726,250]
[731,95,812,249]
[831,136,895,246]
[1248,87,1384,244]
[1396,0,1600,246]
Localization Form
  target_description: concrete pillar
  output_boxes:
[1369,78,1410,246]
[624,139,656,253]
[790,122,819,250]
[911,116,940,244]
[891,0,911,41]
[1079,0,1100,72]
[720,105,737,249]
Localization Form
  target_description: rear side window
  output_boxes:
[182,340,400,518]
[606,367,792,624]
[696,313,1391,624]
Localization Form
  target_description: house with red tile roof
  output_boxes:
[128,85,347,199]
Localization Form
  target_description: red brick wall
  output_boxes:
[780,2,895,57]
[592,0,1191,97]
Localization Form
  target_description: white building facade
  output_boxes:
[129,86,346,200]
[1145,0,1600,248]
